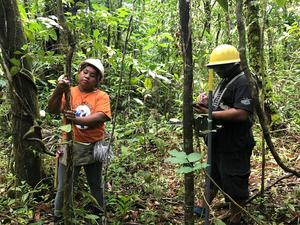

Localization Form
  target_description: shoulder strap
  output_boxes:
[213,72,244,110]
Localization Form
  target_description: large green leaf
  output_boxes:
[166,157,188,164]
[187,152,202,162]
[168,149,186,158]
[193,163,209,171]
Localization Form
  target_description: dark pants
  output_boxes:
[210,150,252,200]
[54,162,103,217]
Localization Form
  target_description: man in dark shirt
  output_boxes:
[194,44,255,225]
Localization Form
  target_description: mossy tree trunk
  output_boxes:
[0,0,43,187]
[246,0,275,125]
[236,0,300,179]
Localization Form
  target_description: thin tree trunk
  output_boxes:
[235,0,300,178]
[115,0,123,49]
[106,0,111,47]
[179,0,194,224]
[225,0,232,44]
[0,0,43,187]
[57,0,76,223]
[266,14,275,70]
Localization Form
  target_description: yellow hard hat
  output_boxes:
[207,44,240,67]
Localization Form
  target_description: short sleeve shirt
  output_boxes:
[61,86,111,143]
[212,73,255,152]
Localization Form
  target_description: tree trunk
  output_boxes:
[246,0,275,125]
[235,0,300,178]
[225,1,232,44]
[245,0,266,194]
[246,0,261,74]
[115,0,123,49]
[179,0,194,224]
[57,0,76,223]
[0,0,43,187]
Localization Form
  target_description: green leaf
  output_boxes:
[214,218,226,225]
[93,29,100,39]
[176,166,193,174]
[59,124,72,133]
[216,0,228,11]
[49,29,58,41]
[165,157,188,164]
[17,2,28,22]
[130,77,139,85]
[25,29,34,41]
[169,149,186,158]
[84,214,100,220]
[144,77,153,90]
[21,44,28,50]
[288,204,295,212]
[161,32,174,41]
[193,162,209,171]
[22,192,29,202]
[275,0,287,7]
[10,58,20,66]
[187,152,202,162]
[10,66,20,75]
[48,80,57,85]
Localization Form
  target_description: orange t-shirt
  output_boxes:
[61,86,111,143]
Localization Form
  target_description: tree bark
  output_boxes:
[57,0,76,223]
[225,0,232,44]
[235,0,300,178]
[0,0,43,187]
[245,0,267,195]
[179,0,194,224]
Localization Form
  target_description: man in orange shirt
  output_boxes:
[47,58,111,222]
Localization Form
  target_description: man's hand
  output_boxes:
[64,110,76,121]
[194,92,208,114]
[47,77,70,115]
[57,78,70,93]
[196,92,208,105]
[193,103,208,114]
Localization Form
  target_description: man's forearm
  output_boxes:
[47,88,64,114]
[212,108,249,121]
[64,111,110,127]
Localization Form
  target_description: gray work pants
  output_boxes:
[54,162,103,217]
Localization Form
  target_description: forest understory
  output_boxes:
[0,123,299,225]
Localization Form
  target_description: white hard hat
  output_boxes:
[81,58,105,81]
